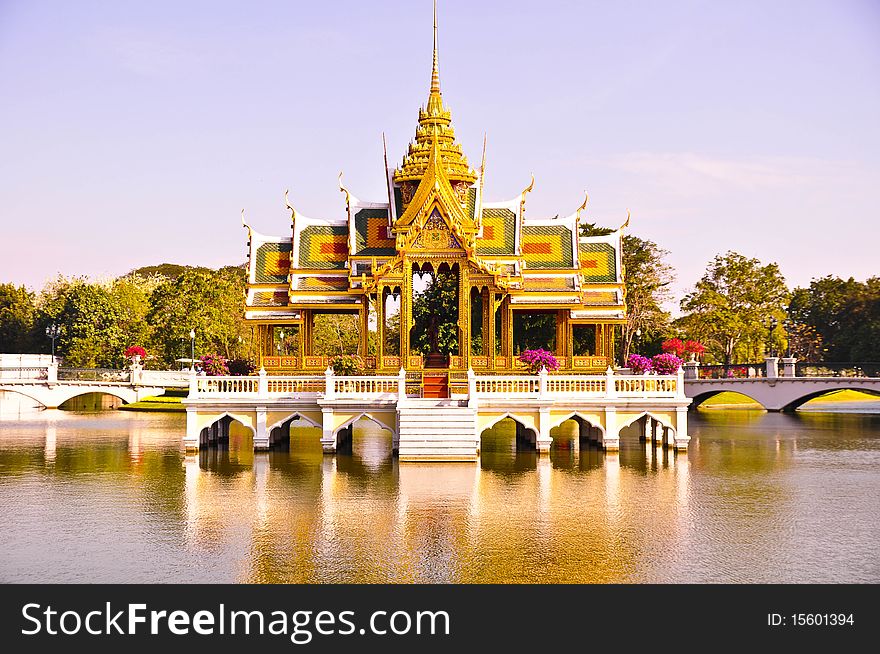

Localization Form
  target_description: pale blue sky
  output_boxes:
[1,0,878,304]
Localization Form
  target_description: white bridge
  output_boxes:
[682,358,880,411]
[0,363,188,410]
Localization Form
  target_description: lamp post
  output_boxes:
[767,317,777,358]
[46,323,60,363]
[189,329,196,371]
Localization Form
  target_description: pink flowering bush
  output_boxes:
[627,354,653,374]
[199,354,229,376]
[652,353,683,375]
[519,349,560,374]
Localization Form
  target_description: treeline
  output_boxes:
[0,265,251,368]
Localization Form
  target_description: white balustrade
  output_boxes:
[334,375,399,396]
[614,375,679,397]
[473,375,541,397]
[544,375,606,396]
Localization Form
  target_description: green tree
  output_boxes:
[0,283,36,353]
[789,276,880,362]
[312,314,360,356]
[147,268,245,366]
[36,278,129,367]
[620,235,674,361]
[411,271,459,356]
[679,251,789,365]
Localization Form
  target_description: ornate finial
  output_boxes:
[576,191,589,221]
[284,190,296,220]
[338,171,352,216]
[619,209,631,231]
[431,0,440,94]
[519,173,535,220]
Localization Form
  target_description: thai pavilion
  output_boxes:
[241,9,626,400]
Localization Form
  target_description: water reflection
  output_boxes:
[0,408,878,583]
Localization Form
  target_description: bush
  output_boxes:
[519,349,560,374]
[199,354,229,376]
[652,353,683,375]
[227,358,255,376]
[627,354,653,374]
[330,354,361,376]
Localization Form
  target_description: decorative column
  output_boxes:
[400,262,411,366]
[302,310,312,357]
[458,266,469,367]
[376,290,385,367]
[781,357,797,378]
[359,301,369,359]
[254,407,269,450]
[765,356,779,379]
[321,408,336,453]
[486,289,496,369]
[500,297,512,362]
[184,409,199,451]
[683,360,700,380]
[674,407,690,450]
[537,407,552,453]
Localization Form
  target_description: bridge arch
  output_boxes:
[690,389,767,410]
[479,413,538,450]
[199,412,256,448]
[333,412,397,446]
[616,411,676,443]
[268,412,322,449]
[0,385,134,409]
[550,412,606,437]
[781,387,880,412]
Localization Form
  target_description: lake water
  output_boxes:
[1,406,878,583]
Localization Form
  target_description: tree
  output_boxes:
[411,271,459,356]
[147,268,245,366]
[789,276,880,362]
[35,278,129,367]
[619,235,674,361]
[679,251,789,365]
[312,314,360,356]
[0,283,36,353]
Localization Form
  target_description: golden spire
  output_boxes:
[393,1,477,188]
[431,0,440,94]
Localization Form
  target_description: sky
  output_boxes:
[1,0,878,306]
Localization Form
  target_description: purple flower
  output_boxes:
[651,353,683,375]
[519,349,560,374]
[627,354,653,374]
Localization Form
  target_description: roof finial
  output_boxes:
[431,0,440,94]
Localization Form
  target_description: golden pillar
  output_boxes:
[458,264,469,367]
[500,296,512,362]
[376,289,385,367]
[359,300,369,358]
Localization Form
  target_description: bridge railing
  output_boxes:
[0,366,47,381]
[58,368,128,382]
[795,362,880,378]
[697,364,767,379]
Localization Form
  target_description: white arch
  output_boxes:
[479,412,538,438]
[333,412,396,441]
[549,411,606,436]
[202,412,256,439]
[616,411,676,438]
[268,412,321,431]
[0,386,134,409]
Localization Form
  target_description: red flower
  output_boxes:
[124,346,147,359]
[661,338,686,356]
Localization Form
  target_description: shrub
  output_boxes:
[124,345,147,359]
[330,354,361,376]
[652,353,683,375]
[519,349,560,374]
[661,338,686,357]
[199,354,229,376]
[683,340,705,356]
[227,358,255,376]
[627,354,653,374]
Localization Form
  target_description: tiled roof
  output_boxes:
[354,208,396,256]
[476,208,516,255]
[581,291,619,305]
[522,276,577,292]
[250,290,289,306]
[291,276,350,292]
[579,242,617,282]
[521,225,573,268]
[298,225,348,269]
[255,241,292,283]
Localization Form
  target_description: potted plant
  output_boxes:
[683,340,705,361]
[651,353,683,375]
[124,345,146,365]
[199,354,230,376]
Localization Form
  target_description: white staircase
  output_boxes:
[397,399,478,461]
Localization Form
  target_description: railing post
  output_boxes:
[604,366,617,399]
[187,367,198,399]
[538,366,548,398]
[677,365,686,398]
[764,356,779,380]
[46,361,58,387]
[324,367,335,399]
[683,360,699,380]
[398,367,407,402]
[467,367,477,408]
[781,357,797,378]
[130,361,143,386]
[258,367,268,398]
